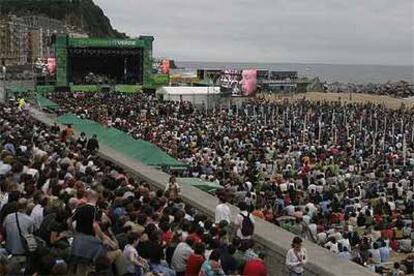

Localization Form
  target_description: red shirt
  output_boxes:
[243,259,267,276]
[382,229,394,239]
[185,254,205,276]
[187,233,202,244]
[161,230,173,245]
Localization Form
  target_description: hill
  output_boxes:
[0,0,127,38]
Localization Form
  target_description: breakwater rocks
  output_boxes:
[324,80,414,98]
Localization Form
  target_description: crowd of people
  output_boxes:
[324,81,413,98]
[0,99,266,275]
[46,91,414,275]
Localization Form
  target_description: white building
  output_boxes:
[156,86,221,106]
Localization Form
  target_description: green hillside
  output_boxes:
[0,0,127,38]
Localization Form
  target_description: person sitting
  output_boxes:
[123,231,149,276]
[199,249,225,276]
[379,241,390,263]
[2,198,35,272]
[185,242,205,276]
[69,190,126,274]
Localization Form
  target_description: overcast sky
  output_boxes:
[96,0,413,66]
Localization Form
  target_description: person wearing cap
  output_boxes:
[286,237,307,276]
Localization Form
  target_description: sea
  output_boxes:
[175,61,414,85]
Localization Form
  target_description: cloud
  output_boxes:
[95,0,414,65]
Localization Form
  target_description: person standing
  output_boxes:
[61,124,74,143]
[86,134,99,153]
[165,176,180,201]
[234,202,255,240]
[76,132,88,149]
[215,193,231,224]
[286,237,308,276]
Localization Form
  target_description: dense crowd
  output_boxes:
[324,81,413,98]
[0,100,266,275]
[47,91,414,274]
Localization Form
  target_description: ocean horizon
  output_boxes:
[176,61,414,85]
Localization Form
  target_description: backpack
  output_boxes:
[240,212,254,236]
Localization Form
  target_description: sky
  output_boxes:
[95,0,414,66]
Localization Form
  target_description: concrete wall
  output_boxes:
[0,81,5,103]
[30,108,375,276]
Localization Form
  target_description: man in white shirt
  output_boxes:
[215,194,231,224]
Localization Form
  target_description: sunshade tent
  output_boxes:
[156,86,221,105]
[56,113,187,168]
[177,178,221,194]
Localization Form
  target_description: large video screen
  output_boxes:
[218,69,257,96]
[153,59,171,75]
[34,57,56,76]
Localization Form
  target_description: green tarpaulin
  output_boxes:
[37,95,60,110]
[36,85,55,94]
[70,85,99,93]
[114,85,142,93]
[7,86,30,94]
[177,178,221,194]
[56,113,186,168]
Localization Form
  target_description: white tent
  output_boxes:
[156,86,221,105]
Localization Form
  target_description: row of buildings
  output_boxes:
[0,14,87,65]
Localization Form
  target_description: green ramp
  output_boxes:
[37,95,60,111]
[36,85,55,95]
[56,113,187,169]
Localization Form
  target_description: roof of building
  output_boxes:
[156,86,221,95]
